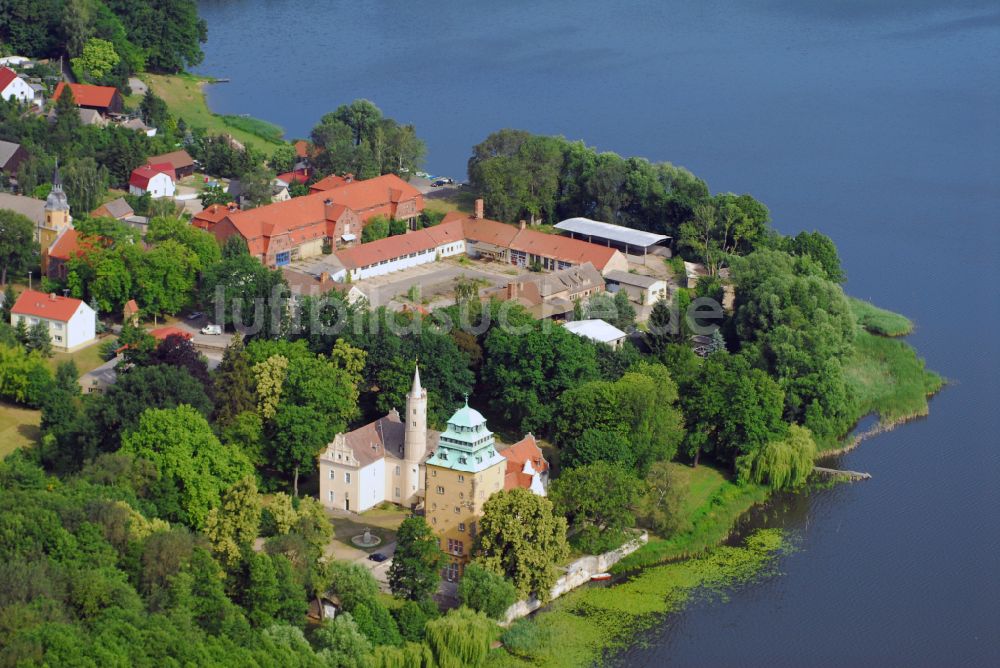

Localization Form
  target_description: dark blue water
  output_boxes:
[195,1,1000,664]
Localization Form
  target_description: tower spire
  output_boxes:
[52,158,63,191]
[410,363,422,397]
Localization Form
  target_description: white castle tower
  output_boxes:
[402,364,428,506]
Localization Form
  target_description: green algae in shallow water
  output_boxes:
[487,529,786,668]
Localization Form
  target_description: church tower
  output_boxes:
[40,161,72,274]
[402,364,428,506]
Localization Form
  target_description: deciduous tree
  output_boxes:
[388,515,443,601]
[476,489,568,601]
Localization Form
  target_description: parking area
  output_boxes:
[355,258,523,308]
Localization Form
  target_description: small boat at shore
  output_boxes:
[590,572,612,582]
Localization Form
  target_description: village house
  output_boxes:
[129,163,176,199]
[488,262,605,320]
[45,229,86,280]
[53,82,124,116]
[146,150,196,179]
[0,140,28,177]
[603,270,668,305]
[281,267,368,305]
[90,197,133,221]
[10,290,96,352]
[0,66,38,107]
[210,173,423,267]
[192,202,238,230]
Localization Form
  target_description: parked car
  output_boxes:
[367,552,388,562]
[200,324,222,335]
[187,311,203,320]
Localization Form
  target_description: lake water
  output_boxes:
[195,1,1000,664]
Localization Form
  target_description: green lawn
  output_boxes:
[326,504,408,554]
[849,297,914,337]
[0,401,41,458]
[612,464,770,572]
[47,336,111,375]
[144,73,287,153]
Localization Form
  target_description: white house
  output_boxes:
[319,366,436,512]
[129,163,176,199]
[0,66,37,107]
[10,290,97,352]
[603,270,669,306]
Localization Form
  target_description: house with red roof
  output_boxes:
[309,173,352,193]
[499,434,549,496]
[129,163,176,199]
[146,150,195,178]
[0,67,37,107]
[10,289,96,351]
[210,173,423,267]
[192,203,238,231]
[443,201,628,275]
[53,82,123,116]
[45,229,88,280]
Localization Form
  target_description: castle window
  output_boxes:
[345,472,351,483]
[395,465,400,476]
[412,421,416,427]
[329,470,334,480]
[458,523,466,532]
[454,506,460,514]
[458,475,465,483]
[395,487,400,498]
[431,470,437,477]
[436,486,444,494]
[328,490,334,501]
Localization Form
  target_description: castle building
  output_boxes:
[318,366,436,513]
[38,163,72,274]
[424,402,508,581]
[318,365,550,582]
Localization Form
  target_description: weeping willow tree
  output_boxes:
[371,642,435,668]
[737,424,817,490]
[424,607,493,668]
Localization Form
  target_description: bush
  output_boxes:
[501,619,551,660]
[457,562,517,620]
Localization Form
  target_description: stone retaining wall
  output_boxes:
[500,531,648,626]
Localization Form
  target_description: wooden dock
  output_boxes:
[813,466,872,481]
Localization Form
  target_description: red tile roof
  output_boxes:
[192,203,237,229]
[124,299,139,316]
[0,67,18,92]
[147,150,194,171]
[129,163,175,190]
[150,326,192,341]
[499,434,549,492]
[276,169,310,185]
[53,82,118,109]
[309,174,351,193]
[11,289,86,322]
[293,140,311,159]
[509,228,619,270]
[443,211,621,271]
[337,230,438,270]
[218,174,423,260]
[422,219,466,246]
[47,229,86,262]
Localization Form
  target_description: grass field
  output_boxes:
[612,464,770,572]
[143,73,287,153]
[47,337,111,375]
[849,297,914,337]
[844,329,944,424]
[0,401,41,458]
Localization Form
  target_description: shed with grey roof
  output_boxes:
[555,217,671,256]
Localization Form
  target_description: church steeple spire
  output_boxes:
[52,158,63,191]
[410,363,422,398]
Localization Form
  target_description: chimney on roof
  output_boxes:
[49,293,56,301]
[519,219,526,231]
[324,198,333,205]
[345,173,354,183]
[474,198,484,220]
[319,271,329,283]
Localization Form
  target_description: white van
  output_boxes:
[200,324,222,335]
